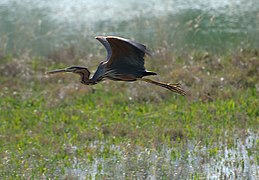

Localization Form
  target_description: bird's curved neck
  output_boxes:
[79,73,95,85]
[80,74,88,84]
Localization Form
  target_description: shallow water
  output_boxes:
[0,0,259,55]
[1,0,258,25]
[64,130,258,179]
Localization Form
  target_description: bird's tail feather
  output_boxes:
[139,78,186,96]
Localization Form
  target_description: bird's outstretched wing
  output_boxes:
[95,36,152,78]
[95,36,112,61]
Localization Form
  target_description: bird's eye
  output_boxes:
[66,67,76,72]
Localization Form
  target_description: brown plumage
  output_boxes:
[47,36,186,96]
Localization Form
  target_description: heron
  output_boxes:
[47,36,186,96]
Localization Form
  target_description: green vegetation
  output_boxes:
[0,47,258,178]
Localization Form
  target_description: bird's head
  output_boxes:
[46,66,91,83]
[47,66,89,75]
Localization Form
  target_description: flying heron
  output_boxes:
[47,36,186,96]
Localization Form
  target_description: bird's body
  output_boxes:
[47,36,186,96]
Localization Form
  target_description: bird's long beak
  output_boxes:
[46,68,72,74]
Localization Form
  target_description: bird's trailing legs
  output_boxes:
[138,78,186,96]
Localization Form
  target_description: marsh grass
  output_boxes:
[0,46,258,178]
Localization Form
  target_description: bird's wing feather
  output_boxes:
[95,36,112,61]
[105,36,150,72]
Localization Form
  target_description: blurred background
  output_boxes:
[0,0,258,57]
[1,1,259,179]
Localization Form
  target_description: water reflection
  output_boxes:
[1,0,258,24]
[0,0,259,55]
[64,130,258,179]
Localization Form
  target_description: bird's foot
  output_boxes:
[168,82,182,88]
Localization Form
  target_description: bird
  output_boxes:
[47,36,186,96]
